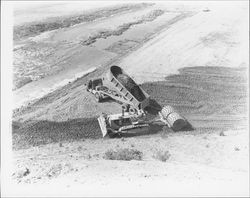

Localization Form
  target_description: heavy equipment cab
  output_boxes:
[87,78,103,91]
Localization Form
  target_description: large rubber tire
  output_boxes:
[95,93,102,102]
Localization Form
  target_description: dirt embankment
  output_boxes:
[13,3,154,90]
[14,3,152,41]
[142,66,248,130]
[12,66,248,150]
[104,12,193,55]
[80,9,165,46]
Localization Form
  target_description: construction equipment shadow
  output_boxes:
[145,99,162,115]
[121,123,164,138]
[12,118,102,149]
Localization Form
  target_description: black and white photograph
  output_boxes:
[1,0,249,197]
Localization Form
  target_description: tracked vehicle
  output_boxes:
[87,65,187,137]
[98,112,149,138]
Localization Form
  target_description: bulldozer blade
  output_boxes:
[97,115,108,137]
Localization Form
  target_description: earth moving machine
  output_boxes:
[98,112,150,138]
[87,65,187,137]
[87,65,150,115]
[97,105,187,137]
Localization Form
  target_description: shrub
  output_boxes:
[153,149,171,162]
[104,148,143,161]
[234,147,240,151]
[46,164,62,178]
[219,131,226,136]
[16,167,30,179]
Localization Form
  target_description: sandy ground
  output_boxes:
[116,3,248,83]
[14,2,128,26]
[13,3,164,108]
[11,130,249,197]
[9,1,249,197]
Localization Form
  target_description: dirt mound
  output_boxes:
[117,74,145,101]
[142,66,248,130]
[12,118,101,150]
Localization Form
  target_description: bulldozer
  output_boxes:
[98,112,149,138]
[87,65,187,137]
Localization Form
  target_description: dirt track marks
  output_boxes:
[12,66,248,150]
[142,66,247,130]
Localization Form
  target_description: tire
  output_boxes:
[129,107,136,114]
[95,93,102,102]
[122,105,129,112]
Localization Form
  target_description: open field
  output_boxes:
[10,1,249,196]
